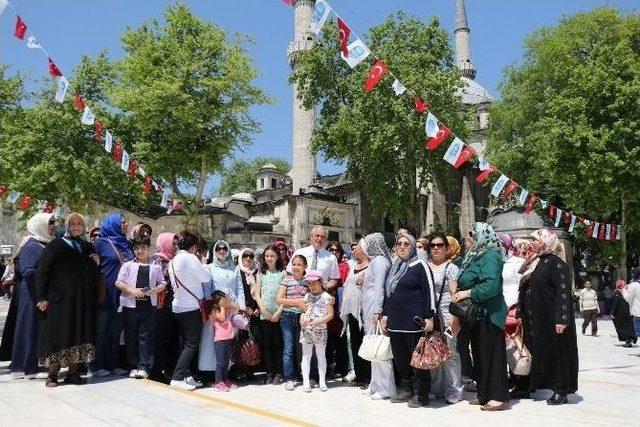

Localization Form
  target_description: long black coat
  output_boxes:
[519,253,578,394]
[35,238,99,361]
[611,290,636,343]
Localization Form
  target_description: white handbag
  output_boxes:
[506,326,532,376]
[358,322,393,362]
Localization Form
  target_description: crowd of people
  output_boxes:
[1,210,637,411]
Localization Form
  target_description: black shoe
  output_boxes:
[510,389,531,399]
[407,395,429,408]
[546,393,568,405]
[63,374,86,385]
[272,374,284,385]
[390,380,414,403]
[263,374,274,384]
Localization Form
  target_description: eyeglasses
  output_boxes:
[329,248,338,253]
[397,241,410,247]
[429,243,445,249]
[242,253,254,259]
[215,246,228,252]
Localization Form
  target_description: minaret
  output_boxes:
[287,0,317,194]
[455,0,476,79]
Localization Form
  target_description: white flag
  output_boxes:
[5,191,21,204]
[26,35,43,51]
[568,215,577,232]
[104,131,113,153]
[160,189,170,208]
[392,79,406,96]
[310,0,332,35]
[425,112,440,138]
[518,189,529,206]
[491,174,509,197]
[0,0,8,17]
[443,138,464,167]
[592,222,599,239]
[121,151,130,172]
[138,167,146,178]
[555,208,562,227]
[340,39,370,69]
[540,200,548,209]
[81,106,95,125]
[478,157,491,171]
[616,225,622,240]
[605,224,611,240]
[54,76,69,103]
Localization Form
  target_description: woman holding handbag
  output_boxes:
[451,223,509,411]
[381,233,435,408]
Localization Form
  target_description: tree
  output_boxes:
[111,3,273,220]
[486,8,640,278]
[290,13,467,227]
[218,156,290,196]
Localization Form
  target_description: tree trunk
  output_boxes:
[195,158,208,202]
[616,195,628,281]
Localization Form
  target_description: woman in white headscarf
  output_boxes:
[9,213,56,379]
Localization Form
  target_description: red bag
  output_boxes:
[233,332,261,367]
[410,331,453,370]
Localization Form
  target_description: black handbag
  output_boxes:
[449,298,477,323]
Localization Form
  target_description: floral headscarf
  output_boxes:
[461,222,504,271]
[385,234,418,297]
[209,239,235,270]
[519,228,562,285]
[360,232,391,260]
[445,236,461,260]
[155,232,177,262]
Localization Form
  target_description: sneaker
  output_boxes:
[35,372,49,380]
[81,370,93,379]
[185,376,203,388]
[285,380,295,391]
[214,382,230,392]
[114,368,129,376]
[319,384,328,392]
[303,384,312,393]
[407,395,429,408]
[224,380,238,390]
[129,370,138,378]
[344,370,357,383]
[446,396,461,404]
[170,380,196,391]
[24,373,37,380]
[134,370,149,379]
[370,392,386,400]
[362,387,373,395]
[94,369,111,378]
[11,372,25,379]
[272,374,284,385]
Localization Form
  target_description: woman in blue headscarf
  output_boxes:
[92,213,134,377]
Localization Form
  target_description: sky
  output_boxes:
[1,0,637,197]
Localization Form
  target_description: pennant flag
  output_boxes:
[518,189,529,205]
[36,200,47,211]
[605,224,612,240]
[524,195,539,214]
[94,121,104,141]
[478,157,490,171]
[43,201,55,214]
[54,76,69,102]
[0,0,8,16]
[113,140,123,163]
[549,204,556,219]
[340,39,370,69]
[143,175,151,195]
[167,200,182,214]
[48,58,62,77]
[425,112,439,138]
[442,138,464,167]
[104,131,113,153]
[26,35,43,51]
[454,145,475,169]
[5,191,21,205]
[616,225,622,240]
[414,97,428,113]
[502,181,518,199]
[14,16,27,40]
[476,165,495,184]
[426,123,452,151]
[598,223,606,240]
[364,60,388,92]
[338,18,351,58]
[592,222,599,239]
[491,174,509,197]
[577,216,584,224]
[17,195,32,210]
[554,208,563,227]
[0,185,7,198]
[564,211,571,225]
[75,95,85,111]
[310,0,332,35]
[584,220,592,238]
[392,79,406,96]
[540,200,548,209]
[128,158,137,179]
[81,106,95,125]
[568,215,577,232]
[137,167,146,178]
[121,150,130,173]
[160,189,170,208]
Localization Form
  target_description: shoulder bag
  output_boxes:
[233,329,261,367]
[170,262,208,323]
[410,262,453,371]
[358,322,393,362]
[448,267,478,324]
[505,325,532,376]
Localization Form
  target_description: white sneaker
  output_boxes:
[185,376,202,387]
[114,368,128,376]
[134,370,148,379]
[319,384,328,392]
[129,370,138,378]
[94,369,111,378]
[24,373,37,380]
[303,384,312,393]
[81,370,93,379]
[370,392,385,400]
[446,396,461,404]
[285,380,295,391]
[362,386,372,395]
[11,372,25,379]
[35,372,49,380]
[344,370,357,382]
[170,380,196,391]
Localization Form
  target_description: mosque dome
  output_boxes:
[260,163,278,171]
[457,76,493,106]
[230,192,256,203]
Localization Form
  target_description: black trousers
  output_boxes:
[172,310,202,381]
[151,304,180,381]
[123,304,157,372]
[326,330,349,377]
[470,320,510,404]
[457,324,474,380]
[581,310,598,335]
[389,331,430,397]
[348,314,370,382]
[260,319,283,376]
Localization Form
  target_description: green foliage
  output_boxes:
[290,12,466,223]
[218,156,290,196]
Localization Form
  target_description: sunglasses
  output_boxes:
[215,246,228,252]
[429,243,445,249]
[242,253,254,259]
[329,248,339,253]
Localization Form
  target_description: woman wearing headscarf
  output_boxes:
[92,213,134,377]
[611,280,636,348]
[35,213,100,387]
[514,229,578,405]
[382,234,435,408]
[9,213,56,378]
[360,233,395,400]
[452,222,509,411]
[236,247,261,379]
[445,236,462,266]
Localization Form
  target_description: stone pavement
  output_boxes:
[0,306,638,426]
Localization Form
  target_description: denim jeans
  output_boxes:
[92,307,122,372]
[214,339,233,383]
[633,316,640,339]
[280,311,301,381]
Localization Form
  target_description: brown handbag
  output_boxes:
[233,331,261,367]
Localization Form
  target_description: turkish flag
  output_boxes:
[414,97,428,113]
[564,212,572,225]
[75,95,85,112]
[128,158,137,179]
[0,185,7,198]
[17,195,32,210]
[524,195,539,214]
[95,121,104,141]
[453,145,475,169]
[577,216,585,224]
[426,124,451,151]
[338,18,350,58]
[502,181,518,199]
[598,223,606,240]
[113,139,123,163]
[476,165,495,184]
[610,225,617,240]
[364,60,388,92]
[143,176,151,195]
[585,221,594,237]
[14,16,27,40]
[43,201,55,213]
[48,58,63,77]
[549,205,556,219]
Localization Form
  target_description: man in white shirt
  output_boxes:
[623,268,640,349]
[578,281,599,336]
[288,225,340,290]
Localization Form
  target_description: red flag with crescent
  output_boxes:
[476,165,495,184]
[453,145,475,169]
[502,181,518,199]
[143,176,151,195]
[564,211,572,225]
[17,195,32,210]
[549,204,556,219]
[610,225,617,240]
[585,221,594,237]
[426,124,451,151]
[128,158,137,179]
[48,58,63,77]
[113,139,123,163]
[94,121,104,141]
[0,185,7,198]
[43,201,55,213]
[414,97,428,113]
[524,195,539,214]
[14,16,27,40]
[338,18,351,58]
[75,95,85,112]
[364,60,388,92]
[598,223,606,240]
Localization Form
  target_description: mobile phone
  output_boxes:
[140,286,151,293]
[444,328,454,339]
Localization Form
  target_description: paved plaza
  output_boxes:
[0,298,638,426]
